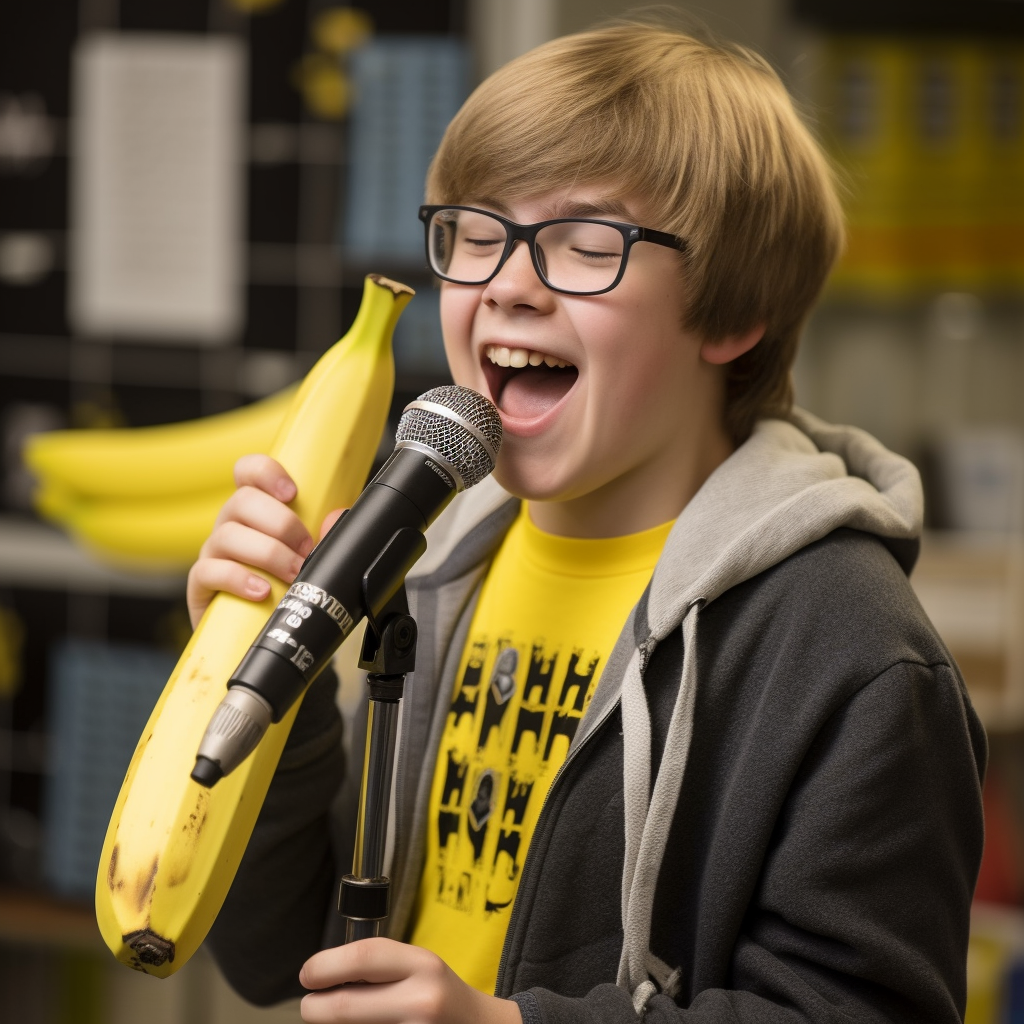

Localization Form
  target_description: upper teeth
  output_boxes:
[485,344,571,368]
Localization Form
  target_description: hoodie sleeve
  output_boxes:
[205,663,345,1006]
[511,656,986,1024]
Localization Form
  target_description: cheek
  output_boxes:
[438,285,460,340]
[438,287,476,376]
[572,300,691,394]
[598,365,676,451]
[576,313,701,446]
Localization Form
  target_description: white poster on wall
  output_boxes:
[70,33,246,343]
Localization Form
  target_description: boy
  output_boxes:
[189,22,985,1024]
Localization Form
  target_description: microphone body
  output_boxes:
[232,445,455,719]
[191,386,501,787]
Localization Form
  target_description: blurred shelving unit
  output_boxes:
[0,885,303,1023]
[0,3,464,1019]
[0,887,100,950]
[791,0,1024,735]
[0,516,185,595]
[912,532,1024,729]
[790,5,1024,1017]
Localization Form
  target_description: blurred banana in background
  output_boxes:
[22,383,298,571]
[95,273,413,976]
[23,385,296,501]
[45,489,235,571]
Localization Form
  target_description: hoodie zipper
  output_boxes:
[493,694,623,997]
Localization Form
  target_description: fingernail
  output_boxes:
[246,575,270,599]
[299,537,315,558]
[275,479,296,502]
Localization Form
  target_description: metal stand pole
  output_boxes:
[337,582,417,943]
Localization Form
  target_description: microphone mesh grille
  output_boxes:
[396,386,502,489]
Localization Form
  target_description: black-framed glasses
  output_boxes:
[418,205,687,296]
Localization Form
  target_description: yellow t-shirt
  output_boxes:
[410,504,673,993]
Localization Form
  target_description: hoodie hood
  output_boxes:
[615,409,923,1010]
[646,408,922,634]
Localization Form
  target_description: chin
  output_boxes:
[491,463,538,501]
[492,457,549,501]
[491,452,588,506]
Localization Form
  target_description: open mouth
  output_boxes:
[481,344,579,421]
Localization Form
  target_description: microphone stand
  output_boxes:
[337,540,420,943]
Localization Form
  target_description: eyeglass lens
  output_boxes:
[427,208,625,293]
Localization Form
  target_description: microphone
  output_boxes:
[190,385,502,788]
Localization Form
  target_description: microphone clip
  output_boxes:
[359,598,417,700]
[357,525,424,683]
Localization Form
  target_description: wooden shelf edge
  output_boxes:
[0,888,104,951]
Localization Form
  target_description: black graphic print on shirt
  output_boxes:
[429,635,599,919]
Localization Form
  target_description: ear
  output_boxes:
[700,324,765,366]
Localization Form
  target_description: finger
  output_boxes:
[300,938,426,991]
[234,453,297,502]
[212,486,314,558]
[300,982,410,1024]
[200,521,308,585]
[187,557,270,628]
[300,968,470,1024]
[318,507,347,541]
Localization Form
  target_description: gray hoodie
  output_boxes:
[209,412,985,1023]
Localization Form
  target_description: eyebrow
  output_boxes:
[546,198,636,220]
[466,196,638,223]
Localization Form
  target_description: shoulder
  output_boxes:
[667,529,985,761]
[654,527,986,798]
[701,528,951,684]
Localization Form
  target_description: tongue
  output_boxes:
[498,367,577,419]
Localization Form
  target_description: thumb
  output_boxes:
[319,508,348,541]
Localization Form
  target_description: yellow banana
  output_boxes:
[95,274,414,977]
[23,384,297,501]
[39,488,233,573]
[32,479,78,525]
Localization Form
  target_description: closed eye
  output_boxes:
[571,247,621,261]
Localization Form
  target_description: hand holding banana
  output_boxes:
[95,275,413,976]
[186,452,321,628]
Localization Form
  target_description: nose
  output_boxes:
[481,239,554,312]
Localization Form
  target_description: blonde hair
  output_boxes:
[426,22,845,444]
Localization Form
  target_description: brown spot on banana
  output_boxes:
[367,273,414,298]
[107,843,122,892]
[165,786,210,888]
[131,856,159,916]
